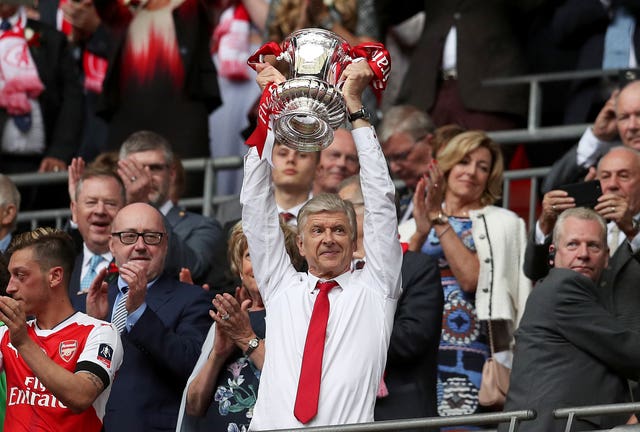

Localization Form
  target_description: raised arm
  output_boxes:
[343,61,402,298]
[240,64,295,303]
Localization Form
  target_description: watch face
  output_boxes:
[249,339,259,349]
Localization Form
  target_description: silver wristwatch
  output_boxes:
[245,337,260,356]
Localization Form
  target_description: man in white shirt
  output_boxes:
[542,79,640,194]
[241,60,403,429]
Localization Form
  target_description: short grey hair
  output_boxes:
[119,130,174,165]
[0,174,20,232]
[298,193,357,242]
[553,207,607,247]
[378,105,435,145]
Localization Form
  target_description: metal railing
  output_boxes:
[259,410,536,432]
[483,68,627,145]
[554,402,640,432]
[8,156,244,229]
[9,162,548,230]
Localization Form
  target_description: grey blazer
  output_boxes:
[500,268,640,432]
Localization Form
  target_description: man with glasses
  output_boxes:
[116,130,225,287]
[86,202,212,432]
[378,105,436,224]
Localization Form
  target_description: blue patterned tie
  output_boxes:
[79,255,103,293]
[603,6,636,69]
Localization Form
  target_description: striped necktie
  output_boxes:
[112,288,129,333]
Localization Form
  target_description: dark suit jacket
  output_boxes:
[522,227,552,282]
[68,253,84,312]
[551,0,640,124]
[500,268,640,432]
[164,206,225,285]
[539,140,621,195]
[0,19,83,164]
[523,227,640,331]
[374,251,443,429]
[103,273,213,432]
[602,241,640,333]
[397,0,542,118]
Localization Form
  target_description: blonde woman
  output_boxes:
[408,131,531,424]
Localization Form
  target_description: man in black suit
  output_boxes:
[550,0,640,125]
[542,79,640,194]
[338,175,443,429]
[389,0,542,134]
[38,0,112,162]
[68,167,125,311]
[502,207,640,432]
[86,202,212,432]
[117,130,225,286]
[0,4,83,209]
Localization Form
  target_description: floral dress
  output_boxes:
[212,309,265,432]
[422,217,490,430]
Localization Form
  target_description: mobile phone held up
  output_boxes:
[558,179,603,209]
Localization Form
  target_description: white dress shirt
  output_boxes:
[575,127,619,168]
[241,126,403,430]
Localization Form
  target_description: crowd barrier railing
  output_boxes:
[554,402,640,432]
[9,161,549,230]
[483,67,627,144]
[258,409,536,432]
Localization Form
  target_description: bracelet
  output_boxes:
[436,224,452,239]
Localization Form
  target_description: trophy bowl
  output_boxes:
[272,28,352,152]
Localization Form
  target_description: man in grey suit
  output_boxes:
[117,131,225,286]
[502,208,640,432]
[542,79,640,194]
[524,146,640,289]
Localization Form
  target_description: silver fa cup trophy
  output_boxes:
[269,28,352,151]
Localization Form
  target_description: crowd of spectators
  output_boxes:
[1,0,640,431]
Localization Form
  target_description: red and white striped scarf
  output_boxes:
[0,8,44,115]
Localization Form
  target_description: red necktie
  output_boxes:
[294,280,338,424]
[280,212,296,223]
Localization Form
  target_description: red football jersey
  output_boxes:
[0,312,123,432]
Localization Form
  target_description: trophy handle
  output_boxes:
[247,41,285,70]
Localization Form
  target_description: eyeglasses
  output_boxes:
[143,163,169,173]
[385,135,429,164]
[111,231,165,245]
[385,149,413,163]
